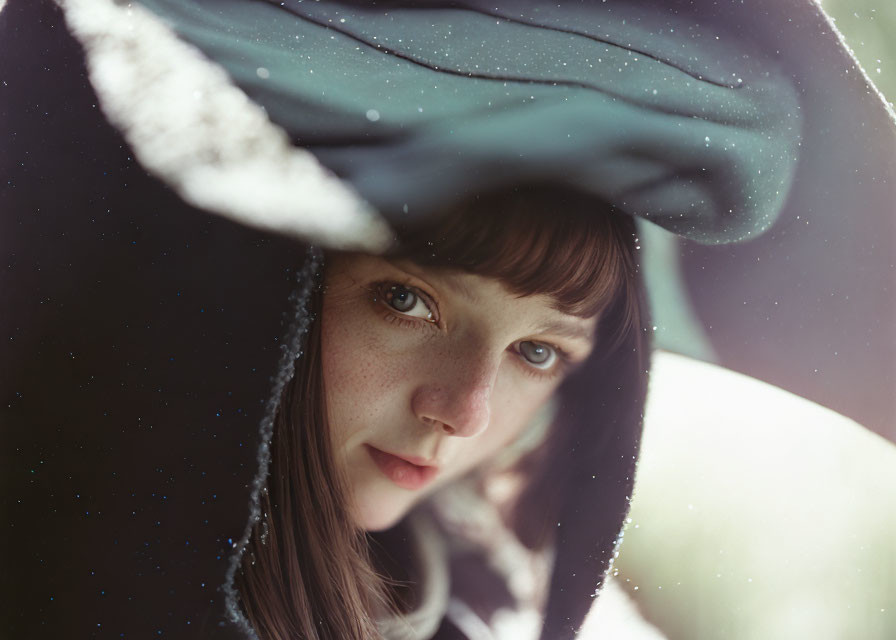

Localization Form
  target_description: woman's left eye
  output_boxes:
[517,341,558,370]
[381,284,437,322]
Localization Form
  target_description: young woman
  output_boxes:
[4,0,894,639]
[234,192,648,639]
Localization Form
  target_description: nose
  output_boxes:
[410,355,497,438]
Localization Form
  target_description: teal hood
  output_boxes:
[136,0,802,245]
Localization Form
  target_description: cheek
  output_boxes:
[447,371,557,476]
[500,359,558,419]
[319,295,418,448]
[321,310,378,446]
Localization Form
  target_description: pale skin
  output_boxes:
[320,252,597,531]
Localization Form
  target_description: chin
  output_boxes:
[351,496,412,532]
[354,507,406,532]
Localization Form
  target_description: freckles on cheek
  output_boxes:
[320,302,413,442]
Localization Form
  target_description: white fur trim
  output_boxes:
[53,0,392,252]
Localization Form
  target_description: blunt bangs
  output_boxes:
[389,187,641,348]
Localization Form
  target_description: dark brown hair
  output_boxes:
[236,187,647,639]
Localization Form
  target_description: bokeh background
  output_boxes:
[825,0,895,105]
[605,5,896,639]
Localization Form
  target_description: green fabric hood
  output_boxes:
[137,0,802,245]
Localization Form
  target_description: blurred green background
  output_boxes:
[611,7,896,640]
[824,0,895,106]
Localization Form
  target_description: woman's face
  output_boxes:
[321,253,597,531]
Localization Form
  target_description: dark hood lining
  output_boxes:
[222,245,323,637]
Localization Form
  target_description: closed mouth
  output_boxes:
[365,445,439,491]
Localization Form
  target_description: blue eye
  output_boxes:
[518,341,557,370]
[383,284,436,322]
[388,285,417,312]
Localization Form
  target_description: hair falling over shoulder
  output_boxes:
[235,291,395,640]
[235,187,649,639]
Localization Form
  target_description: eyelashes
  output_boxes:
[369,280,572,379]
[373,282,440,327]
[515,342,573,381]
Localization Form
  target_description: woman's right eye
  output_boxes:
[379,284,437,323]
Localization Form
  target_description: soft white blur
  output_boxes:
[602,351,896,639]
[590,4,896,635]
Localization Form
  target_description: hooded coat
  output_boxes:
[3,1,894,639]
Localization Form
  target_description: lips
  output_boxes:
[365,445,439,491]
